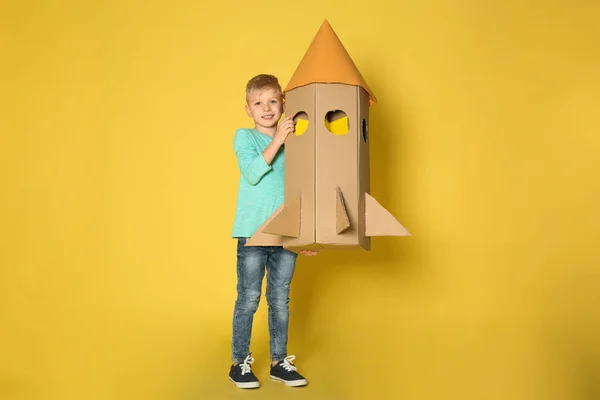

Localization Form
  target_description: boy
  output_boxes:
[229,74,317,389]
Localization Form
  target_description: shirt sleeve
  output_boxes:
[233,129,272,185]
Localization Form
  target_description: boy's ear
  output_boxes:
[245,103,251,117]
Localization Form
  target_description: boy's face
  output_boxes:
[245,88,284,131]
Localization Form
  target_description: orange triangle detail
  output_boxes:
[284,20,377,105]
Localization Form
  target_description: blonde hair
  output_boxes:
[246,74,283,103]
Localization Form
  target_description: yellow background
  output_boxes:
[2,0,600,399]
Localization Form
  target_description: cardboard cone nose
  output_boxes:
[284,20,377,105]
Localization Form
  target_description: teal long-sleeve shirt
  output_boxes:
[231,128,285,238]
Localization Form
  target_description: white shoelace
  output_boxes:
[240,354,254,375]
[280,355,297,372]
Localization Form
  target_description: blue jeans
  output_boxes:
[232,238,298,363]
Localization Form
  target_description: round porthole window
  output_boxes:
[324,110,349,135]
[293,111,309,136]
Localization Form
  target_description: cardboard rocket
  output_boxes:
[247,20,411,253]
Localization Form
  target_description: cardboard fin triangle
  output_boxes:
[336,187,350,234]
[262,195,302,237]
[245,204,284,247]
[365,193,411,237]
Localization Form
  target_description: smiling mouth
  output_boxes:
[262,115,274,119]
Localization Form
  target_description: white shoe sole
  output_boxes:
[270,375,308,387]
[229,377,260,389]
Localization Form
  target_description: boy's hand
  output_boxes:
[300,250,319,256]
[273,114,295,145]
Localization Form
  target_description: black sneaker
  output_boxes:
[229,354,260,389]
[269,355,307,387]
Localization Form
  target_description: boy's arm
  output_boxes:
[234,129,279,185]
[262,114,293,165]
[261,139,284,166]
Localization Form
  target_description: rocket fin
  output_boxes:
[365,193,411,236]
[245,204,284,246]
[262,195,302,237]
[336,187,350,234]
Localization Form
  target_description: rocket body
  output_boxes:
[247,83,409,253]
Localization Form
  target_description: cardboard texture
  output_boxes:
[246,20,410,252]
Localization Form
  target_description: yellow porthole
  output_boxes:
[293,111,309,136]
[324,110,349,135]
